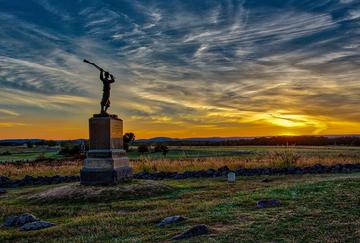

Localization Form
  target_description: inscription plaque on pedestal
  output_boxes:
[80,115,133,185]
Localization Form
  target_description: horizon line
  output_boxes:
[1,133,360,141]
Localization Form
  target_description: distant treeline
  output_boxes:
[0,140,58,147]
[2,136,360,147]
[134,136,360,146]
[0,140,83,147]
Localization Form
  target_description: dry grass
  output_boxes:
[0,160,82,179]
[1,148,360,179]
[133,153,360,173]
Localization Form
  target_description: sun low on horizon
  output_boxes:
[0,0,360,140]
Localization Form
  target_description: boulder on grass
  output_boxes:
[171,224,209,241]
[20,220,55,231]
[257,199,281,209]
[4,213,38,227]
[157,215,186,227]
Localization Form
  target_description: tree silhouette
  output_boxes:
[123,132,135,151]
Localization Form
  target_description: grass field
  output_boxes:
[1,173,360,242]
[3,145,360,163]
[128,145,360,160]
[1,146,360,179]
[1,146,360,242]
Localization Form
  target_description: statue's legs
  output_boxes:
[104,100,110,112]
[101,92,110,114]
[100,100,106,114]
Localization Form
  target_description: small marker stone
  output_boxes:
[227,172,236,183]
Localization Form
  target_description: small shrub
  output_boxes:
[268,148,301,168]
[154,144,169,157]
[138,144,149,154]
[59,143,81,157]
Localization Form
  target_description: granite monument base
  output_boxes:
[80,167,132,185]
[80,115,133,185]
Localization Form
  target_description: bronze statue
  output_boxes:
[84,59,115,115]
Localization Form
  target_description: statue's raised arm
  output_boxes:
[100,69,105,81]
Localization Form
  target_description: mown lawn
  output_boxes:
[0,146,63,163]
[1,173,360,242]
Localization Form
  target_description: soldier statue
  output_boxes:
[83,59,115,115]
[99,69,115,114]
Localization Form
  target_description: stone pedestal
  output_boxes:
[80,115,132,185]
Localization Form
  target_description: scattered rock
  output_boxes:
[0,188,7,194]
[170,224,210,241]
[157,215,186,227]
[3,216,17,227]
[206,169,216,177]
[4,213,39,227]
[261,178,272,183]
[183,171,193,178]
[20,220,55,231]
[257,199,281,209]
[0,176,11,185]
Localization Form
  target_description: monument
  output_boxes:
[80,60,132,185]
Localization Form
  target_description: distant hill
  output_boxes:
[135,134,360,143]
[0,139,87,145]
[135,136,255,143]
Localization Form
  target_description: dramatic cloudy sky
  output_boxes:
[0,0,360,139]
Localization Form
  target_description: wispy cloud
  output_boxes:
[0,122,25,128]
[0,109,20,116]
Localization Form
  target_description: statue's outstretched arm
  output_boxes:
[100,70,104,81]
